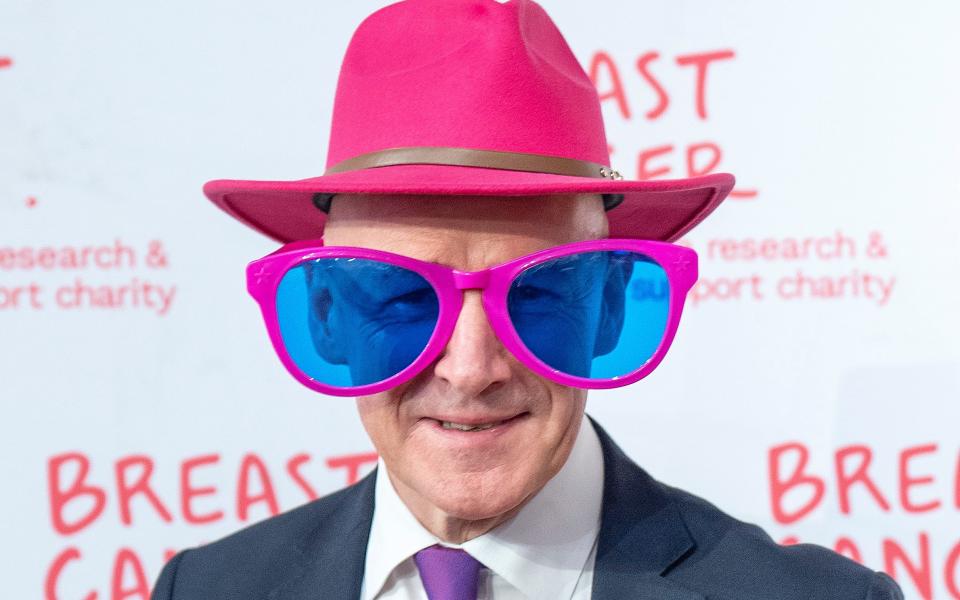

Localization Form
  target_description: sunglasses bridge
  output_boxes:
[451,270,491,290]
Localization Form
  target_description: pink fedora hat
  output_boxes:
[203,0,735,242]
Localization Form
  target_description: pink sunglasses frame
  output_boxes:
[246,238,698,397]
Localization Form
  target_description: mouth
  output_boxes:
[419,412,530,437]
[438,415,521,431]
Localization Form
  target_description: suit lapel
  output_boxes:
[269,467,378,600]
[589,416,705,600]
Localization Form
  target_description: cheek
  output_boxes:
[527,387,587,480]
[539,387,587,457]
[355,393,407,456]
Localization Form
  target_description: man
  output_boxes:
[153,0,904,598]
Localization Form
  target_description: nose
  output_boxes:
[432,290,513,397]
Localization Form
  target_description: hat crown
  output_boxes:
[326,0,610,169]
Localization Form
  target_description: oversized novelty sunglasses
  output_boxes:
[246,238,698,396]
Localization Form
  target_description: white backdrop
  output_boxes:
[1,1,958,598]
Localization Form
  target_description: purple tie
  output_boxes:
[413,544,484,600]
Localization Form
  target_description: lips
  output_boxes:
[421,412,529,434]
[440,418,508,432]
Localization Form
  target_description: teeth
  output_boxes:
[441,420,498,431]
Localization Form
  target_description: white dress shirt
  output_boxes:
[359,415,605,600]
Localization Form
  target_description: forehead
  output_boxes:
[321,193,608,269]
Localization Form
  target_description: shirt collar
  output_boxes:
[362,414,605,600]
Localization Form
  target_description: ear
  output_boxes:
[304,263,348,365]
[593,255,633,358]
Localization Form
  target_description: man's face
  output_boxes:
[322,193,608,522]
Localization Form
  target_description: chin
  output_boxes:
[419,461,535,521]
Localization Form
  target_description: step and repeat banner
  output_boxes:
[2,0,958,598]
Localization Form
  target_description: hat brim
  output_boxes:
[203,164,734,243]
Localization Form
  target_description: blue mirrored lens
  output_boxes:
[276,258,439,388]
[507,250,670,379]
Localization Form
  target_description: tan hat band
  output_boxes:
[324,146,624,180]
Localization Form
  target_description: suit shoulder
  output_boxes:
[659,482,904,600]
[188,475,362,559]
[151,477,372,599]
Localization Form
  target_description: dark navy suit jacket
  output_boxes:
[152,416,904,599]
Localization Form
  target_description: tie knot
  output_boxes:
[413,544,484,600]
